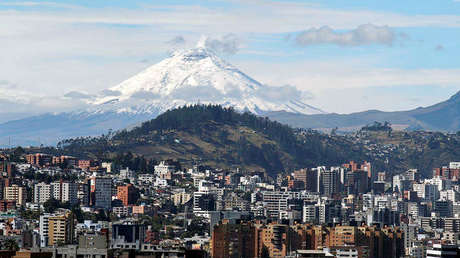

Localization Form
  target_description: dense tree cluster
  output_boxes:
[43,105,370,175]
[111,105,367,174]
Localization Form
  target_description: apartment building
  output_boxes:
[5,184,26,206]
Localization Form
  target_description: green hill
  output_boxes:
[58,105,368,176]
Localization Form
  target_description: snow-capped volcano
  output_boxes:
[91,44,324,115]
[0,43,325,147]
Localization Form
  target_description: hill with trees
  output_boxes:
[57,105,369,176]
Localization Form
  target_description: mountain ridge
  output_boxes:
[267,90,460,132]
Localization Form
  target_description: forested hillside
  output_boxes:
[57,105,369,176]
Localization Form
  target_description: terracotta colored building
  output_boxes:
[211,220,257,258]
[344,161,372,178]
[117,184,138,206]
[26,153,52,167]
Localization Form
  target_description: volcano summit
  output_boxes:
[0,44,323,146]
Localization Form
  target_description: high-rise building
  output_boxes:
[78,182,90,206]
[111,223,146,250]
[193,192,216,213]
[346,170,369,194]
[78,160,99,171]
[343,161,372,178]
[262,191,292,219]
[303,201,318,224]
[401,223,417,256]
[257,223,290,258]
[117,184,138,206]
[34,182,53,203]
[329,226,358,246]
[34,181,78,204]
[0,161,15,178]
[154,161,175,180]
[293,169,308,189]
[321,170,339,196]
[306,169,320,192]
[48,212,75,246]
[434,200,453,217]
[4,184,26,206]
[61,182,78,204]
[39,213,51,247]
[211,220,257,258]
[91,176,112,209]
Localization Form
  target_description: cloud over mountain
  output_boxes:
[64,91,91,99]
[203,34,240,55]
[295,24,398,47]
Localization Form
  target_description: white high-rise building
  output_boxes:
[154,161,175,180]
[303,201,318,223]
[34,181,78,204]
[61,182,78,204]
[39,213,52,247]
[34,183,53,203]
[51,181,62,200]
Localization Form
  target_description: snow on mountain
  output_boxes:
[89,44,325,116]
[0,43,325,147]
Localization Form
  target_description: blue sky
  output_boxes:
[0,0,459,117]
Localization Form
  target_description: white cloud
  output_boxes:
[130,90,161,100]
[255,85,312,102]
[203,34,241,55]
[64,91,91,99]
[100,89,122,97]
[295,24,398,47]
[167,35,186,46]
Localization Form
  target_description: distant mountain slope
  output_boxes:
[267,90,460,132]
[58,105,367,176]
[0,111,154,147]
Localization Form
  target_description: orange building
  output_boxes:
[211,220,257,258]
[0,162,15,178]
[255,222,292,258]
[78,160,99,170]
[344,161,372,178]
[211,221,403,258]
[26,153,52,167]
[117,184,138,206]
[132,205,150,215]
